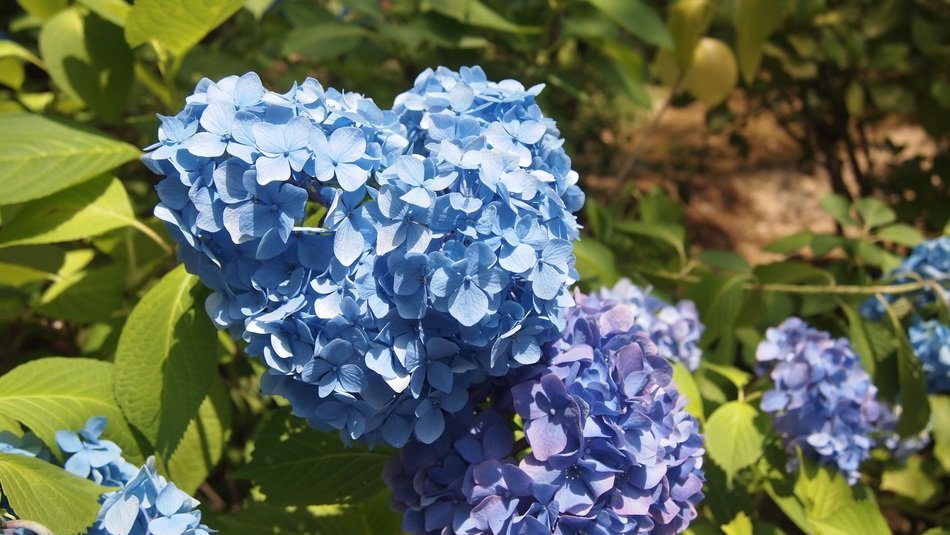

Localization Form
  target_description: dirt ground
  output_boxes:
[584,93,939,264]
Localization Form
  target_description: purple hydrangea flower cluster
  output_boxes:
[908,317,950,393]
[566,279,704,371]
[0,418,210,535]
[861,236,950,320]
[148,67,584,447]
[384,292,705,535]
[756,318,883,483]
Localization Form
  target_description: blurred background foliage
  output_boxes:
[0,0,948,533]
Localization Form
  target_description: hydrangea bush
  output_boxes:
[0,418,210,535]
[148,67,584,447]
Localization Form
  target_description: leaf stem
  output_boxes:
[128,219,173,256]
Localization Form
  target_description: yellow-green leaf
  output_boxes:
[125,0,245,56]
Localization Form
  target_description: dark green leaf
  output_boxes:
[233,408,391,505]
[734,0,783,83]
[614,221,686,266]
[573,238,621,288]
[35,264,125,323]
[114,265,218,456]
[819,193,855,227]
[700,250,752,273]
[39,8,132,118]
[688,274,750,348]
[881,298,931,436]
[764,231,814,255]
[587,0,672,47]
[160,378,231,494]
[0,114,139,205]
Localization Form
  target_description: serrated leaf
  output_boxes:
[704,401,764,482]
[114,265,218,456]
[854,198,896,229]
[875,223,924,247]
[160,377,231,495]
[793,460,890,535]
[0,453,109,535]
[587,0,672,47]
[0,357,141,463]
[125,0,245,56]
[0,114,139,205]
[233,409,391,505]
[39,8,133,118]
[672,362,704,422]
[36,264,125,323]
[574,238,621,288]
[0,175,136,247]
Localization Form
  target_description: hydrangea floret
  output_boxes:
[0,418,210,535]
[861,236,950,319]
[908,317,950,393]
[148,67,584,447]
[756,318,883,483]
[384,288,705,534]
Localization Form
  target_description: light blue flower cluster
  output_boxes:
[384,290,705,534]
[148,67,584,446]
[861,236,950,320]
[757,318,883,483]
[0,418,210,535]
[567,278,704,371]
[908,317,950,393]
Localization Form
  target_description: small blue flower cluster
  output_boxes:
[908,317,950,393]
[384,290,705,534]
[566,278,704,371]
[148,67,584,447]
[861,236,950,320]
[757,318,883,483]
[0,418,210,535]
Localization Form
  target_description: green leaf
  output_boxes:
[688,274,749,348]
[754,261,833,285]
[734,0,783,84]
[0,114,139,205]
[160,378,231,494]
[0,357,141,463]
[614,221,686,266]
[764,231,814,254]
[16,0,68,21]
[931,395,950,471]
[704,401,764,482]
[587,0,672,47]
[36,264,125,323]
[114,265,218,456]
[721,512,753,535]
[0,175,136,247]
[672,361,704,422]
[700,250,752,273]
[244,0,275,19]
[0,58,25,90]
[819,193,855,227]
[0,453,109,535]
[880,456,939,505]
[39,8,133,118]
[573,238,621,288]
[600,40,651,107]
[0,40,44,68]
[125,0,245,56]
[667,0,714,69]
[793,460,890,535]
[853,198,896,229]
[423,0,539,34]
[233,409,391,505]
[875,223,924,247]
[0,245,64,287]
[283,23,368,59]
[841,303,876,377]
[880,298,931,436]
[700,362,752,390]
[77,0,131,27]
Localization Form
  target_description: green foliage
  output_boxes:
[125,0,246,56]
[0,453,109,535]
[704,401,765,482]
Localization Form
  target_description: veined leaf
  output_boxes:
[77,0,131,27]
[125,0,245,56]
[0,357,142,463]
[114,265,218,456]
[0,114,139,205]
[35,263,125,323]
[793,459,890,535]
[0,175,137,247]
[0,453,110,535]
[704,401,764,482]
[233,409,392,505]
[160,378,231,495]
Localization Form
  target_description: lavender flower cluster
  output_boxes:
[861,236,950,320]
[756,318,883,483]
[0,418,210,535]
[384,287,705,534]
[148,67,584,447]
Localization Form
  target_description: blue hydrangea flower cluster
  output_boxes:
[756,318,883,483]
[148,67,584,447]
[861,236,950,320]
[908,317,950,393]
[384,292,705,534]
[567,278,704,371]
[0,418,210,535]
